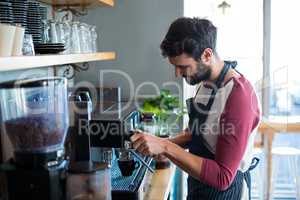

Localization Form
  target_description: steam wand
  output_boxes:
[129,150,154,173]
[124,140,155,173]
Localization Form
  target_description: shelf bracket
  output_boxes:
[54,4,89,16]
[61,62,90,80]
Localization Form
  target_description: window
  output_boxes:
[183,0,264,198]
[184,0,300,198]
[184,0,263,85]
[268,0,300,197]
[269,0,300,117]
[183,0,264,129]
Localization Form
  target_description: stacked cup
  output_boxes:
[0,23,25,57]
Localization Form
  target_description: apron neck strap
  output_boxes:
[214,60,236,89]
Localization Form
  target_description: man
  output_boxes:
[130,18,261,199]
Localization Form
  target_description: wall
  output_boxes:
[75,0,184,101]
[0,0,184,164]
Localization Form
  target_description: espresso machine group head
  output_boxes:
[71,97,153,167]
[89,102,140,149]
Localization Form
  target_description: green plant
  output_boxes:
[140,89,186,122]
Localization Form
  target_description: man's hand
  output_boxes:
[130,131,167,157]
[130,130,205,184]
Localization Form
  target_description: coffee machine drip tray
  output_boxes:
[111,157,154,200]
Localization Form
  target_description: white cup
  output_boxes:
[12,26,25,56]
[0,23,16,57]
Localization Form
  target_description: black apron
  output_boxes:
[186,61,259,200]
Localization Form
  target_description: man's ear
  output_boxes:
[200,48,213,65]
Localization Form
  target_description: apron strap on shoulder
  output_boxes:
[248,157,260,171]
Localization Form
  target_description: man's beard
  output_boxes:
[184,63,211,85]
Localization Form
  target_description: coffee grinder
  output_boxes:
[0,77,69,200]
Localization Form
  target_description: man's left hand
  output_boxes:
[130,131,167,157]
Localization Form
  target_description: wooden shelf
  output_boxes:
[0,52,116,72]
[38,0,114,7]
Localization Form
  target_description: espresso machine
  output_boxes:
[90,101,155,200]
[0,77,69,200]
[69,88,155,200]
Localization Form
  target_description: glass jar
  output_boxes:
[22,34,35,55]
[140,112,158,135]
[70,22,81,53]
[67,162,111,200]
[62,21,71,54]
[56,21,65,44]
[41,20,50,43]
[159,121,169,137]
[79,23,89,53]
[49,20,58,43]
[90,25,98,53]
[85,24,92,53]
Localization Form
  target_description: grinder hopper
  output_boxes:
[0,77,69,155]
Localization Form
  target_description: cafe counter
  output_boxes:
[144,164,176,200]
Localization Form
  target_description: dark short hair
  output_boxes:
[160,17,217,60]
